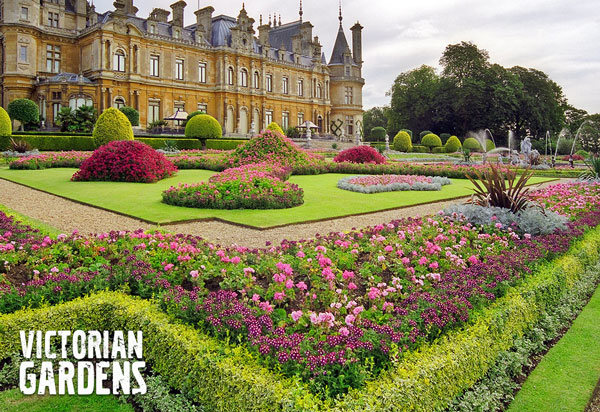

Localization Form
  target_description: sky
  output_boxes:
[95,0,600,114]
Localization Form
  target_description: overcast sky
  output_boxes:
[96,0,600,114]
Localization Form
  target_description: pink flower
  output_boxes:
[401,257,410,265]
[384,245,394,253]
[429,261,439,269]
[342,270,355,280]
[368,287,381,300]
[345,314,356,325]
[189,270,199,278]
[285,279,294,289]
[274,291,285,301]
[468,255,478,265]
[377,255,386,262]
[163,263,174,271]
[296,281,307,290]
[243,267,255,275]
[296,251,305,258]
[230,256,241,264]
[50,267,59,273]
[348,282,358,290]
[291,310,303,321]
[353,306,364,315]
[259,301,273,313]
[339,327,350,336]
[251,293,261,302]
[322,267,335,280]
[418,256,428,265]
[273,273,286,283]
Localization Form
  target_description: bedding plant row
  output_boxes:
[1,182,599,400]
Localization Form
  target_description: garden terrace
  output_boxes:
[0,182,599,409]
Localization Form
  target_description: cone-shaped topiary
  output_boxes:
[185,113,222,139]
[444,135,462,153]
[119,106,139,126]
[266,122,285,135]
[393,131,412,152]
[0,107,12,136]
[463,137,482,152]
[72,140,177,183]
[421,133,442,149]
[92,107,134,148]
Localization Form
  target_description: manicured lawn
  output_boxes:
[0,388,133,412]
[0,168,554,228]
[507,284,600,412]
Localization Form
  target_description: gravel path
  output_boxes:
[0,177,570,248]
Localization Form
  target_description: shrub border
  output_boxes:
[0,226,599,411]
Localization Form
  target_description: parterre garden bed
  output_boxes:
[1,181,600,411]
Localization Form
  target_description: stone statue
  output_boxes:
[520,137,532,155]
[385,134,390,151]
[249,121,256,136]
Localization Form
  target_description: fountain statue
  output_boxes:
[385,134,390,151]
[520,136,532,155]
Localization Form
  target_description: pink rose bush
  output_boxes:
[2,182,599,398]
[333,146,387,164]
[72,140,177,183]
[162,162,303,209]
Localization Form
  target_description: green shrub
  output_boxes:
[135,137,202,150]
[440,133,451,144]
[0,134,94,151]
[286,126,300,139]
[7,98,38,129]
[463,137,482,152]
[369,126,386,142]
[119,106,139,126]
[0,107,12,138]
[392,131,412,152]
[419,130,433,139]
[420,133,442,149]
[186,110,205,122]
[575,149,589,158]
[445,135,462,153]
[486,139,496,151]
[266,122,285,135]
[400,129,413,141]
[206,139,247,150]
[432,147,446,153]
[185,114,222,140]
[92,107,134,147]
[556,138,575,155]
[412,145,429,153]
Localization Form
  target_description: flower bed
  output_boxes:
[333,146,387,164]
[1,182,599,401]
[8,151,91,169]
[162,162,302,209]
[337,174,451,193]
[72,140,177,183]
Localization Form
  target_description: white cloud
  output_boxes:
[94,0,600,113]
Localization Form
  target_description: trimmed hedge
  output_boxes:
[463,137,482,152]
[119,106,140,127]
[393,131,412,152]
[93,107,134,147]
[432,146,446,153]
[0,134,94,151]
[206,139,248,150]
[185,114,222,140]
[0,292,321,412]
[136,137,202,150]
[0,107,12,138]
[266,122,285,135]
[369,126,386,142]
[411,145,429,153]
[445,135,462,153]
[420,133,443,149]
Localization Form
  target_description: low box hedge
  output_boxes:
[205,139,248,150]
[1,135,207,151]
[1,227,599,411]
[135,137,202,150]
[411,145,430,153]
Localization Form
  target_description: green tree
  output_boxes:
[55,107,76,132]
[387,65,440,136]
[439,41,490,85]
[74,105,97,132]
[363,107,388,139]
[7,98,39,130]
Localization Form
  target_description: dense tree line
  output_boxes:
[364,41,598,147]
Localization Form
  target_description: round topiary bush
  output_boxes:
[370,126,386,142]
[419,130,433,140]
[266,122,285,136]
[393,131,412,152]
[7,98,39,129]
[333,146,386,164]
[185,114,222,140]
[0,107,12,136]
[186,110,205,121]
[445,135,462,153]
[463,137,482,152]
[420,133,442,149]
[72,140,177,183]
[486,139,496,152]
[119,106,139,126]
[92,107,134,148]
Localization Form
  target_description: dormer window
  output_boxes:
[174,29,180,39]
[149,24,156,34]
[345,66,351,76]
[20,7,29,21]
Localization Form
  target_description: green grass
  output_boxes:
[507,284,600,412]
[0,168,554,228]
[0,388,133,412]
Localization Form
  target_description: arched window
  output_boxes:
[253,71,260,89]
[69,95,93,110]
[114,97,126,109]
[316,83,322,99]
[227,67,234,85]
[240,68,248,87]
[114,49,125,72]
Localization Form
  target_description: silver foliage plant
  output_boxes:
[337,176,452,194]
[442,204,568,236]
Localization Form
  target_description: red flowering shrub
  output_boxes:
[72,140,177,183]
[333,145,387,164]
[561,154,585,161]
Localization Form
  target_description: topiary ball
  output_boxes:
[393,131,412,152]
[370,126,387,142]
[333,146,386,164]
[72,140,177,183]
[93,108,134,148]
[445,135,462,153]
[266,122,285,136]
[185,113,222,139]
[485,139,496,151]
[420,133,442,149]
[463,137,482,152]
[119,106,140,126]
[7,98,39,127]
[0,107,12,136]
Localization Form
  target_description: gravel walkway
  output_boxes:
[0,177,569,248]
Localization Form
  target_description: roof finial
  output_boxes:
[242,2,245,9]
[278,14,282,26]
[268,13,271,26]
[299,0,303,21]
[260,14,263,25]
[338,0,343,25]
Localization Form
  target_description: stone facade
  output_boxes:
[0,0,363,136]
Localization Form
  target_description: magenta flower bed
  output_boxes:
[8,151,91,169]
[333,146,387,164]
[346,174,434,186]
[2,182,599,398]
[162,162,302,209]
[71,140,177,183]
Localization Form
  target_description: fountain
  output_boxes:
[571,119,595,155]
[554,128,569,160]
[545,131,551,157]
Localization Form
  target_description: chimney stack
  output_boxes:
[195,6,214,42]
[170,1,186,27]
[350,21,363,66]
